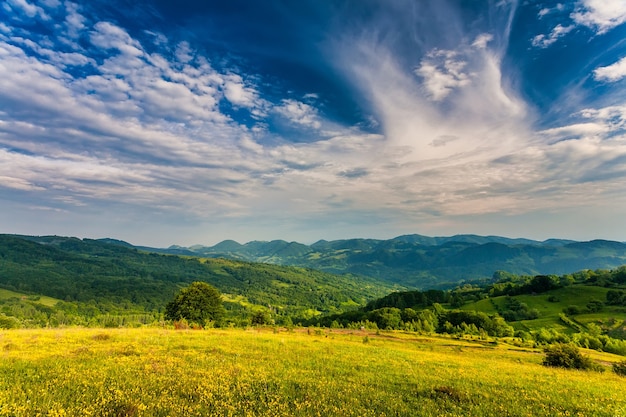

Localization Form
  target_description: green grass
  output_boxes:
[459,298,498,314]
[0,288,60,307]
[0,327,625,416]
[463,285,626,332]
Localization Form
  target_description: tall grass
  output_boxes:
[0,327,624,416]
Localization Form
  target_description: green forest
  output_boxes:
[0,235,395,327]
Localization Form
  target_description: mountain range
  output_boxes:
[145,234,626,288]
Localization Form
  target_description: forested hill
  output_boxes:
[0,235,396,322]
[153,234,626,288]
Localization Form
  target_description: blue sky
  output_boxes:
[1,0,626,246]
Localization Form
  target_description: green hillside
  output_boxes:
[462,286,626,333]
[309,268,626,356]
[0,288,60,307]
[0,235,397,326]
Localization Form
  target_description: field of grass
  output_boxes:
[0,288,60,307]
[1,327,625,416]
[462,285,626,333]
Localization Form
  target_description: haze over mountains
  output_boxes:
[144,234,626,288]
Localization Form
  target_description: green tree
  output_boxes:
[164,282,225,327]
[251,310,272,326]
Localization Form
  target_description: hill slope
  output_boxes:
[0,235,396,322]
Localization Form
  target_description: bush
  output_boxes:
[0,314,20,329]
[563,305,581,315]
[613,360,626,377]
[542,343,595,370]
[586,299,604,313]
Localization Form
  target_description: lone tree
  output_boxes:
[165,281,225,327]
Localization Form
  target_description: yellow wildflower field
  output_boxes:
[0,327,624,416]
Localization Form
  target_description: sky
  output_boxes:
[1,0,626,247]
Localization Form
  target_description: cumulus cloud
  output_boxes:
[90,21,144,56]
[175,41,193,63]
[6,0,49,20]
[571,0,626,34]
[594,57,626,82]
[538,4,565,19]
[223,74,264,110]
[532,0,626,49]
[274,99,322,129]
[531,24,573,48]
[64,2,86,38]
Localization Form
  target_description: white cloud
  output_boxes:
[532,0,626,49]
[175,41,193,63]
[64,2,86,38]
[472,33,493,49]
[274,99,322,129]
[580,105,626,130]
[538,3,565,19]
[9,36,94,67]
[90,22,143,56]
[571,0,626,34]
[531,24,574,48]
[415,50,471,101]
[6,0,49,19]
[223,74,263,110]
[0,7,354,230]
[0,175,45,191]
[594,57,626,82]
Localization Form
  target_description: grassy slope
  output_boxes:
[462,285,626,332]
[0,288,60,307]
[0,327,624,417]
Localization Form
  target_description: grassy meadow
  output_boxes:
[461,285,626,333]
[1,327,625,417]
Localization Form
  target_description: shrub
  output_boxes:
[613,360,626,377]
[542,343,595,370]
[586,299,604,313]
[0,314,20,329]
[564,305,581,315]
